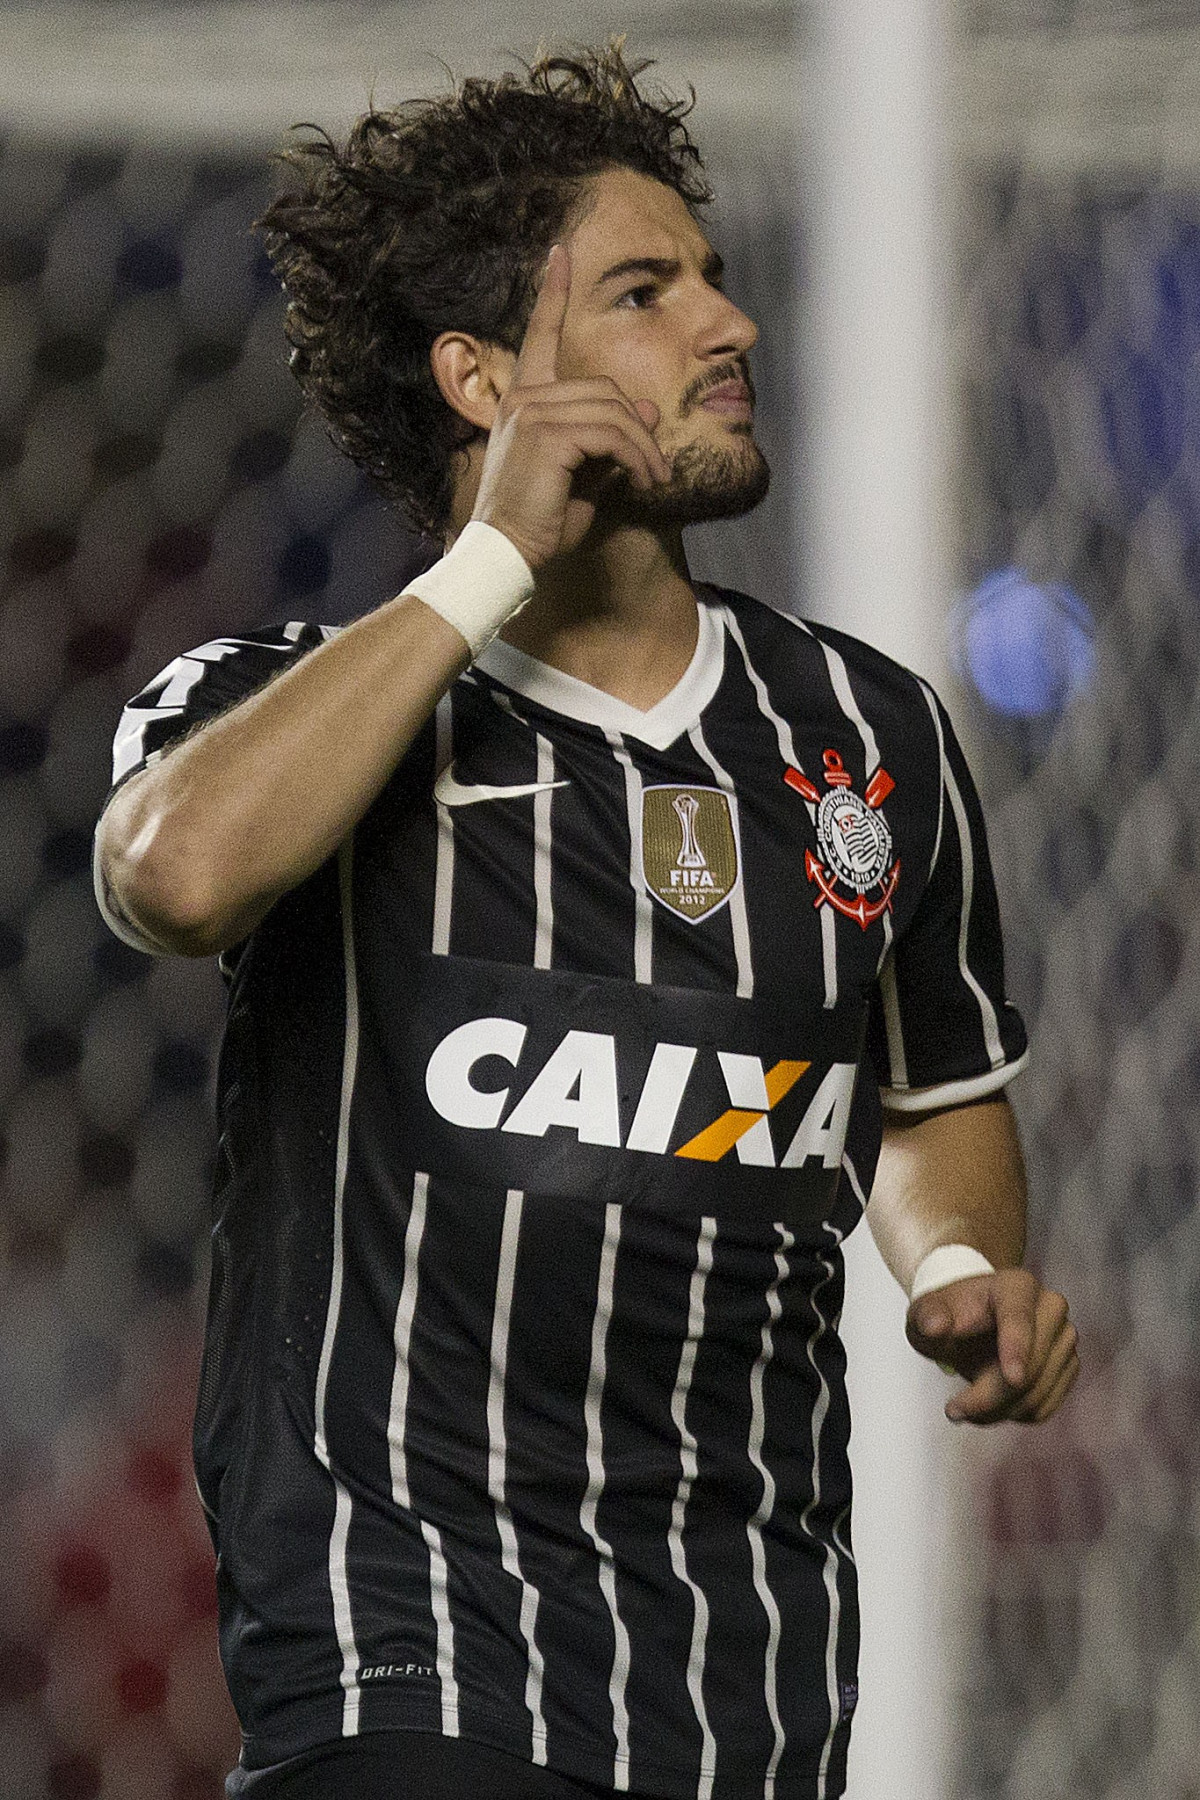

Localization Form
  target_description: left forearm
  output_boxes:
[870,1093,1078,1426]
[866,1094,1027,1295]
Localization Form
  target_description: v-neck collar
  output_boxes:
[475,589,726,752]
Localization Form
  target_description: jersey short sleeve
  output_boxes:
[94,622,329,953]
[867,685,1028,1113]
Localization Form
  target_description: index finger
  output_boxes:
[992,1272,1038,1387]
[513,243,570,388]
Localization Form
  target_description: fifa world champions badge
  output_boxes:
[784,749,901,930]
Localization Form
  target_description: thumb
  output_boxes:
[907,1294,952,1341]
[633,398,661,430]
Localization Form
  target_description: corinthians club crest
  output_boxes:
[642,785,740,922]
[784,749,900,930]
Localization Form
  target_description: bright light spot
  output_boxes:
[953,568,1096,719]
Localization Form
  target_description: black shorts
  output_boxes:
[227,1731,656,1800]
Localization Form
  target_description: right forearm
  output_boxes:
[99,592,470,955]
[101,237,671,960]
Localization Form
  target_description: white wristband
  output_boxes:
[909,1244,995,1302]
[403,520,536,657]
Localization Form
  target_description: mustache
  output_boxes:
[679,359,756,415]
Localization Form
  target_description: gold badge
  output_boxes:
[641,785,740,923]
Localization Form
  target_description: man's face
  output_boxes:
[549,166,769,526]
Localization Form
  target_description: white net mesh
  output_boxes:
[952,119,1200,1800]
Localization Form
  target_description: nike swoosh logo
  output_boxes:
[433,767,570,808]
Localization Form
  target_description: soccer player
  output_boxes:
[94,45,1078,1800]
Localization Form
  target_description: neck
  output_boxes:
[450,512,700,711]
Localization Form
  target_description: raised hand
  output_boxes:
[906,1268,1080,1425]
[471,244,671,569]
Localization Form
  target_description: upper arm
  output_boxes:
[867,686,1028,1117]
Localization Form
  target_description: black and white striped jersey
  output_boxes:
[97,586,1027,1800]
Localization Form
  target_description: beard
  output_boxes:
[604,429,772,528]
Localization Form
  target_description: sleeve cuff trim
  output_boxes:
[880,1049,1029,1114]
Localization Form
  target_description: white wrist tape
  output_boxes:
[402,520,536,658]
[909,1243,995,1302]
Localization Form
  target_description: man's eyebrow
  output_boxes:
[594,251,725,289]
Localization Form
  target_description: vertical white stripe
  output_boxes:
[422,1519,461,1736]
[721,608,828,1004]
[879,954,909,1089]
[432,693,455,956]
[488,1190,549,1763]
[667,1216,718,1799]
[917,681,947,879]
[746,1225,796,1797]
[417,695,464,1728]
[387,1172,461,1735]
[820,908,838,1011]
[313,839,362,1735]
[942,757,1005,1067]
[720,606,811,792]
[491,689,556,971]
[906,679,1003,1071]
[876,907,894,976]
[801,1223,848,1799]
[607,732,653,987]
[579,1202,633,1790]
[388,1171,428,1509]
[841,1151,869,1218]
[817,640,880,776]
[533,735,556,971]
[687,724,754,999]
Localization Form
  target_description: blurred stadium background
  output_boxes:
[0,1,1197,1796]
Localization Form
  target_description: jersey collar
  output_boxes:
[474,590,726,751]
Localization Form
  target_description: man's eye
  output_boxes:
[617,284,657,309]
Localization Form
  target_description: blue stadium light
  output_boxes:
[953,567,1096,719]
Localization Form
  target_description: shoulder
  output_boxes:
[122,620,334,712]
[131,621,331,695]
[110,620,335,790]
[709,585,941,734]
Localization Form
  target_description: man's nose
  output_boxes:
[699,290,758,357]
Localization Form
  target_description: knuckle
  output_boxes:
[574,379,616,403]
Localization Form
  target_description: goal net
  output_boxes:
[951,9,1200,1797]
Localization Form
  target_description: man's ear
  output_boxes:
[430,332,515,431]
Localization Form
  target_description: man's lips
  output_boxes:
[698,381,753,417]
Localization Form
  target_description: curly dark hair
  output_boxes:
[256,41,713,538]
